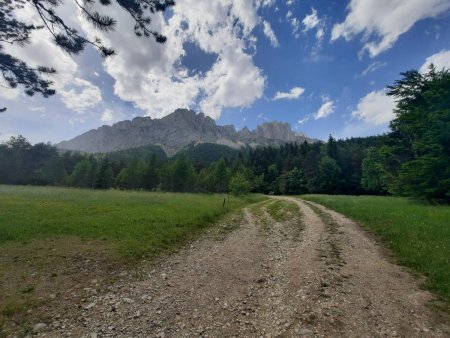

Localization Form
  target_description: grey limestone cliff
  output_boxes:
[57,108,314,155]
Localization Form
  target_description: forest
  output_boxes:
[1,67,449,202]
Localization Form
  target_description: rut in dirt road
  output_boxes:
[38,197,449,338]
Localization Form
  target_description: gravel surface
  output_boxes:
[33,197,449,337]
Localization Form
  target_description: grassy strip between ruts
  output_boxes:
[300,194,450,303]
[0,185,266,259]
[266,199,304,238]
[266,199,299,223]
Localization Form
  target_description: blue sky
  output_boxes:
[1,0,450,143]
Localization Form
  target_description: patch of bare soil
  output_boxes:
[5,197,450,337]
[0,238,124,337]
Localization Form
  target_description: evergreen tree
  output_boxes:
[229,172,251,196]
[1,0,174,109]
[142,162,159,191]
[94,158,114,189]
[69,160,94,188]
[203,158,229,192]
[266,163,280,193]
[361,148,387,194]
[163,156,196,192]
[387,65,450,201]
[316,156,342,194]
[326,134,338,160]
[42,156,67,185]
[285,167,307,194]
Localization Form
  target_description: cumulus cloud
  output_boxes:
[4,2,102,112]
[263,21,279,47]
[59,79,102,113]
[273,86,305,100]
[352,90,395,125]
[314,97,335,119]
[76,0,268,119]
[420,50,450,73]
[331,0,450,57]
[200,48,265,118]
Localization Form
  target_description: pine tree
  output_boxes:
[0,0,175,109]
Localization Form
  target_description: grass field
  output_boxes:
[301,195,450,302]
[0,185,264,259]
[0,185,265,331]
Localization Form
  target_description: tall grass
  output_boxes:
[301,195,450,302]
[0,185,265,259]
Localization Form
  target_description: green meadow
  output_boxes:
[301,195,450,302]
[0,185,265,259]
[0,185,265,329]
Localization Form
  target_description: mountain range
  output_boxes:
[57,109,316,155]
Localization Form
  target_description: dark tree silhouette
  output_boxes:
[0,0,175,110]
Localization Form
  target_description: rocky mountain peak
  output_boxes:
[254,121,297,141]
[57,109,316,155]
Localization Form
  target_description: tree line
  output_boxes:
[0,66,448,201]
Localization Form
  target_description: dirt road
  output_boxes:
[40,197,449,337]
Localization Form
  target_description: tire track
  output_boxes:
[34,197,449,338]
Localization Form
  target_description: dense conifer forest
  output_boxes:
[1,67,449,202]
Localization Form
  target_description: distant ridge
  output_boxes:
[57,108,317,155]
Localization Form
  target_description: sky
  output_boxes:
[1,0,450,144]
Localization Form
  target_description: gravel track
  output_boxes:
[36,197,449,337]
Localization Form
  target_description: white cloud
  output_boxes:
[297,115,310,125]
[263,21,279,47]
[302,8,320,31]
[273,86,305,100]
[316,28,325,42]
[0,82,20,100]
[302,7,325,44]
[361,61,387,76]
[286,10,300,37]
[4,2,102,112]
[100,108,122,124]
[352,90,395,125]
[200,48,265,118]
[420,49,450,73]
[314,97,335,119]
[59,78,102,112]
[331,0,450,57]
[291,18,300,37]
[286,0,295,6]
[257,0,276,7]
[76,0,267,120]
